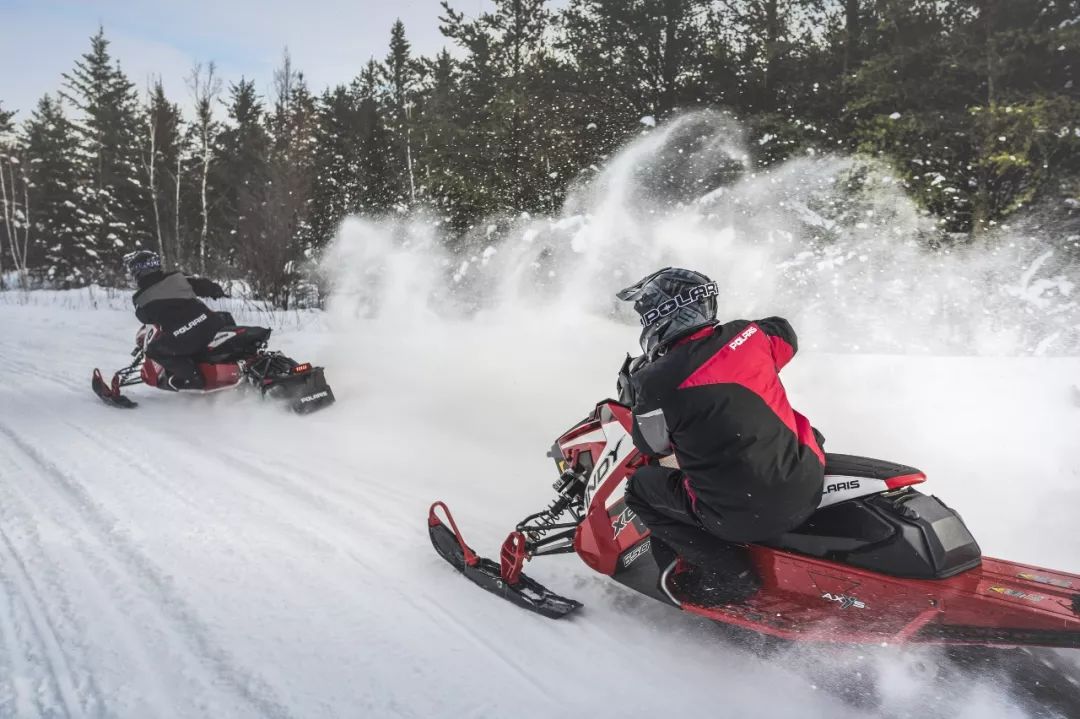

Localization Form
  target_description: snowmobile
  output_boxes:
[429,398,1080,650]
[91,312,335,414]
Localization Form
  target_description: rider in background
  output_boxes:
[616,267,825,605]
[124,250,228,391]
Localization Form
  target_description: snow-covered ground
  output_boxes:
[1,295,1078,719]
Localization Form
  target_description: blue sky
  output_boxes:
[0,0,496,119]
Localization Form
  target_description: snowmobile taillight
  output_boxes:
[884,472,927,490]
[291,362,312,374]
[500,532,528,585]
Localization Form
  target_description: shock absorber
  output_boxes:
[518,469,587,539]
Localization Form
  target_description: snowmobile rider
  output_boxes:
[124,250,229,391]
[616,267,825,605]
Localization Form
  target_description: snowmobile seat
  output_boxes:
[767,489,981,580]
[823,453,924,482]
[199,326,272,363]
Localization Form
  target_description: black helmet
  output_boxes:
[616,267,718,358]
[123,250,162,282]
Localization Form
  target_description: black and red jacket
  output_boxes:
[132,271,227,353]
[626,317,825,542]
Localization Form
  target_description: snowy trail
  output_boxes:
[1,301,1078,718]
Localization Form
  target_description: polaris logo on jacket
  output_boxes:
[639,282,718,327]
[173,313,208,337]
[728,325,758,351]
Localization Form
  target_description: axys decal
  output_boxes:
[1017,572,1073,589]
[809,571,868,609]
[822,593,867,610]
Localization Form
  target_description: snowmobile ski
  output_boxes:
[92,368,138,408]
[428,502,582,619]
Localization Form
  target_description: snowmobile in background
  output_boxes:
[429,399,1080,651]
[91,312,335,414]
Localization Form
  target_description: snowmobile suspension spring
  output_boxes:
[531,495,574,533]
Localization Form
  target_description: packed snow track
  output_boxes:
[1,299,1078,718]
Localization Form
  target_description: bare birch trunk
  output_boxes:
[0,156,10,286]
[175,153,181,265]
[145,96,165,265]
[405,104,416,204]
[188,61,220,276]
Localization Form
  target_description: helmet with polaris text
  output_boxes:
[123,249,162,283]
[616,267,718,359]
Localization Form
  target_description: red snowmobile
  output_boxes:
[91,313,335,414]
[429,399,1080,650]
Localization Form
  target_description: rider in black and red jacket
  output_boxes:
[616,267,825,605]
[124,250,228,391]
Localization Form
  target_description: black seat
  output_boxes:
[198,326,272,363]
[824,453,922,480]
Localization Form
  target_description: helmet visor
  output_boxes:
[615,267,673,302]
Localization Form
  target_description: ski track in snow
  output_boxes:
[1,304,1078,718]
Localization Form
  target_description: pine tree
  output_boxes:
[353,60,397,214]
[22,95,83,284]
[0,102,14,135]
[414,50,472,226]
[440,0,552,215]
[309,84,365,250]
[61,28,151,280]
[383,20,419,205]
[217,77,271,269]
[242,50,317,307]
[848,0,1080,233]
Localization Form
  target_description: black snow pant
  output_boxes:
[146,323,218,390]
[624,465,754,579]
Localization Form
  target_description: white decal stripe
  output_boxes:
[817,475,890,508]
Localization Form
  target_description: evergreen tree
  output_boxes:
[353,60,397,214]
[0,102,14,134]
[441,0,553,215]
[414,50,472,226]
[310,85,357,249]
[22,95,83,284]
[61,28,150,280]
[3,4,1077,295]
[217,78,271,269]
[383,20,420,205]
[849,0,1080,233]
[242,50,317,307]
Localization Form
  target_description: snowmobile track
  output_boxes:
[0,523,87,719]
[0,423,297,719]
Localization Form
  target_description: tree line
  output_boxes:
[0,0,1077,305]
